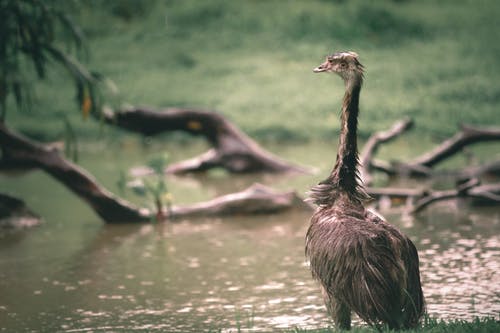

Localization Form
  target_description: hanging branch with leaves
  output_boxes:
[0,0,121,125]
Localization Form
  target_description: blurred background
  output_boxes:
[1,0,499,332]
[8,0,500,142]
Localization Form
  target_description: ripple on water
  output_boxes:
[420,235,500,320]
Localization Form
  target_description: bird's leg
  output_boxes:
[323,289,351,330]
[333,299,351,330]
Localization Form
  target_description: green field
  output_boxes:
[6,0,500,144]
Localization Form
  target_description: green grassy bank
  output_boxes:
[225,317,500,333]
[293,317,500,333]
[6,0,500,143]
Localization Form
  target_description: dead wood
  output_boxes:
[0,122,150,223]
[171,183,312,219]
[408,125,500,168]
[0,193,41,228]
[366,179,500,213]
[409,178,500,214]
[360,120,500,213]
[460,159,500,179]
[361,122,500,179]
[0,123,309,222]
[367,187,425,201]
[360,118,414,186]
[102,106,309,174]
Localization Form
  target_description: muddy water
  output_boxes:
[0,141,499,332]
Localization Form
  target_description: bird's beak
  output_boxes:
[313,60,331,73]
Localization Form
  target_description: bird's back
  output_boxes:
[306,197,425,328]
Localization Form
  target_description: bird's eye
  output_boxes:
[340,61,347,68]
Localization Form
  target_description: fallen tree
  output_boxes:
[0,122,309,224]
[360,118,414,186]
[102,106,309,174]
[0,193,41,228]
[0,122,150,223]
[361,120,500,213]
[364,123,500,179]
[0,0,305,226]
[367,179,500,213]
[171,183,312,218]
[409,125,500,168]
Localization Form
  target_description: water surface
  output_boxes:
[1,140,499,332]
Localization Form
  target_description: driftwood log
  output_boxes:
[360,120,500,213]
[410,179,500,213]
[367,179,500,213]
[170,183,312,219]
[103,107,309,174]
[370,124,500,178]
[409,125,500,167]
[0,123,309,223]
[0,122,150,223]
[360,118,414,186]
[0,193,41,228]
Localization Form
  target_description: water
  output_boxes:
[0,140,499,332]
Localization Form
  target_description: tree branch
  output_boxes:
[366,179,500,214]
[360,118,414,185]
[408,125,500,168]
[0,123,310,223]
[361,122,500,179]
[0,122,150,223]
[102,106,310,174]
[0,193,41,228]
[171,183,312,218]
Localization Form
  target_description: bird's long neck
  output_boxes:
[331,79,362,195]
[309,75,367,207]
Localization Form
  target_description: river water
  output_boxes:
[0,140,499,332]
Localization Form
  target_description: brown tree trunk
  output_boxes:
[0,123,309,223]
[0,193,41,228]
[0,122,150,223]
[102,106,309,174]
[171,183,312,218]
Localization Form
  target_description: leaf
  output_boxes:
[81,86,92,119]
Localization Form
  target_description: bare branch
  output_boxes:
[0,123,310,223]
[102,106,311,174]
[171,183,312,218]
[408,125,500,168]
[360,118,414,185]
[0,122,150,223]
[408,179,500,214]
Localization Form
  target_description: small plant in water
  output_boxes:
[118,153,173,222]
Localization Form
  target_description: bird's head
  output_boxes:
[313,51,364,84]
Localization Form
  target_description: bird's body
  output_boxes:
[306,52,424,330]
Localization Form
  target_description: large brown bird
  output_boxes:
[305,51,425,330]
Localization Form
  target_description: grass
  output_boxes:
[205,316,500,333]
[289,317,500,333]
[4,0,500,144]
